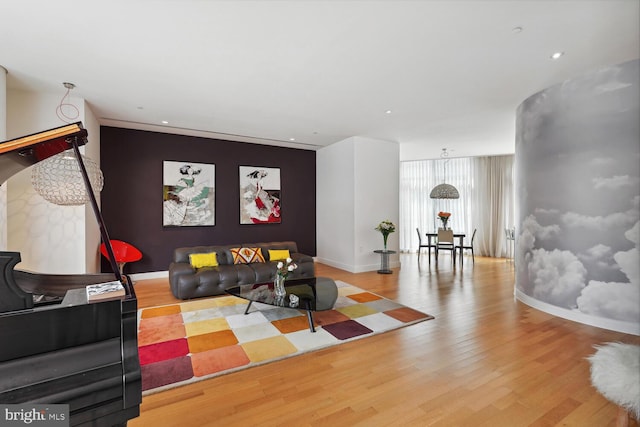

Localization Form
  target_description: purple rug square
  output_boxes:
[141,355,194,391]
[322,319,373,340]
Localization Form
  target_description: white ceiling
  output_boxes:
[1,1,638,159]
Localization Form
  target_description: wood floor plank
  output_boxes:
[129,255,639,426]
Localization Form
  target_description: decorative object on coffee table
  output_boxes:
[274,257,297,297]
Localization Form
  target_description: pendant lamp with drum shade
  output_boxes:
[429,148,459,199]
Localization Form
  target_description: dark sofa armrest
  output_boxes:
[169,262,195,286]
[169,261,194,275]
[169,262,196,299]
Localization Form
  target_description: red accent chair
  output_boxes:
[100,240,142,275]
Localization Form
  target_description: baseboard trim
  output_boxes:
[314,257,401,273]
[515,289,640,336]
[130,271,168,281]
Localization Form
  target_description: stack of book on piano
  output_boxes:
[86,280,125,302]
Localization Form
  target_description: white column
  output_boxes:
[316,136,399,273]
[0,65,7,250]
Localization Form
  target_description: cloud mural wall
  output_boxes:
[515,59,640,333]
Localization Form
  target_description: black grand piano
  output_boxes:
[0,123,141,426]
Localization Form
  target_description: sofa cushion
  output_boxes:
[268,249,290,261]
[189,252,218,268]
[244,242,298,260]
[174,245,235,265]
[231,247,265,264]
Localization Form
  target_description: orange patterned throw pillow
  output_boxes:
[231,247,265,264]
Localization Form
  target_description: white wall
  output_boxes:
[82,100,102,273]
[6,89,100,273]
[317,136,400,273]
[354,137,400,271]
[316,138,356,270]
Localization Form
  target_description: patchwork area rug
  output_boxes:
[137,280,434,395]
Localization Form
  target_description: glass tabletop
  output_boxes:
[225,276,338,311]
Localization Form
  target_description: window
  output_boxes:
[400,155,514,257]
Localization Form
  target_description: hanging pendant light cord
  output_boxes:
[56,82,80,123]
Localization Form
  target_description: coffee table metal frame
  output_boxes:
[225,277,338,332]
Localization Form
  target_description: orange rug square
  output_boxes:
[271,315,311,334]
[188,329,238,353]
[348,292,383,303]
[191,345,250,377]
[141,304,181,318]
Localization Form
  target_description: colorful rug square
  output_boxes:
[137,280,434,395]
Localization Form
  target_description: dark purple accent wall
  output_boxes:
[99,127,316,274]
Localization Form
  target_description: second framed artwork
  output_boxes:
[239,166,281,224]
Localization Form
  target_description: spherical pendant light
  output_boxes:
[31,149,104,206]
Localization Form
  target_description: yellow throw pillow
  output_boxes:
[231,247,265,264]
[268,249,290,261]
[189,252,218,268]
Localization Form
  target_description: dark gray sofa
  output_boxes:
[168,241,315,299]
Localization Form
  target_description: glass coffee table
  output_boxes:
[225,277,338,332]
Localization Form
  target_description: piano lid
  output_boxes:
[0,121,87,185]
[0,122,128,310]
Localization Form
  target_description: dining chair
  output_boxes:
[456,228,476,265]
[505,227,516,264]
[435,229,455,264]
[416,228,434,264]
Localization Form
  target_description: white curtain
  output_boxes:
[471,155,515,257]
[399,155,514,257]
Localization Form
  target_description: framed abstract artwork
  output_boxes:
[239,166,281,224]
[163,161,215,226]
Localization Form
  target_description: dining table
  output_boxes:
[425,231,466,265]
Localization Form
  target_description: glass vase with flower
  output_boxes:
[274,257,298,297]
[438,211,451,230]
[375,220,396,251]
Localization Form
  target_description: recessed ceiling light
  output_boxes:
[289,138,296,141]
[550,52,564,60]
[512,26,523,33]
[385,110,392,114]
[161,120,169,124]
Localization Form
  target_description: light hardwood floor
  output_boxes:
[130,254,639,427]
